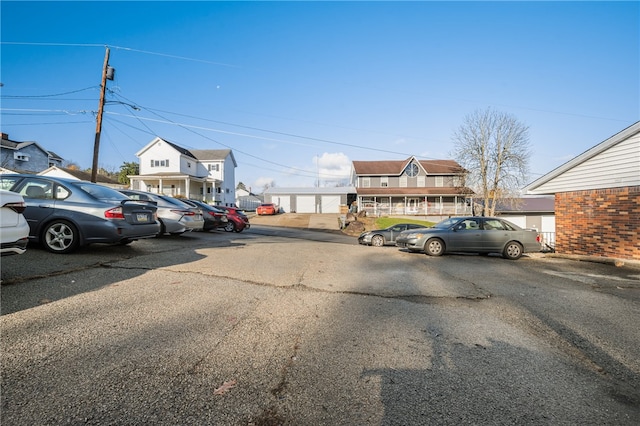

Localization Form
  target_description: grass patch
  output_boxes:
[374,216,435,229]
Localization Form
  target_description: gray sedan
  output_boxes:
[0,174,160,254]
[358,223,427,247]
[395,216,541,260]
[119,190,204,235]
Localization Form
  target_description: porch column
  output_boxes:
[159,178,163,194]
[439,196,443,214]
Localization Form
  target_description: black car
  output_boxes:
[358,223,428,247]
[183,199,228,231]
[0,174,160,253]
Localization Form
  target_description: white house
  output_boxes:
[128,137,237,206]
[38,166,122,188]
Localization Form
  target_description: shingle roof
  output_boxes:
[190,149,232,161]
[352,157,464,175]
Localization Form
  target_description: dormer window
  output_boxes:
[404,163,418,177]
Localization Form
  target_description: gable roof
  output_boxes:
[190,149,237,167]
[525,121,640,194]
[352,157,464,175]
[39,166,120,185]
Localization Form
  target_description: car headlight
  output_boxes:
[406,233,424,239]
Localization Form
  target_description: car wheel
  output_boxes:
[156,220,166,237]
[503,241,523,260]
[371,235,385,247]
[424,238,445,256]
[42,220,79,254]
[224,221,235,232]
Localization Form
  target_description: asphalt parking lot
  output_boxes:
[2,224,639,425]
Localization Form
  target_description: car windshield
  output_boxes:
[433,217,462,229]
[75,183,128,201]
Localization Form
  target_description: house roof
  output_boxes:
[525,121,640,194]
[352,157,464,175]
[491,197,555,214]
[39,166,120,185]
[190,149,237,167]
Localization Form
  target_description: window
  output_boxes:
[399,176,407,188]
[361,177,370,188]
[417,176,425,187]
[435,176,444,187]
[404,163,418,177]
[380,177,388,187]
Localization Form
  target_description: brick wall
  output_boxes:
[555,186,640,260]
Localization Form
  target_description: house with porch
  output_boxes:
[128,137,237,206]
[350,156,474,218]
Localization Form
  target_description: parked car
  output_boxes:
[0,175,160,254]
[395,216,541,260]
[214,205,251,232]
[183,199,228,231]
[118,190,204,235]
[0,189,30,256]
[256,203,277,215]
[358,223,428,247]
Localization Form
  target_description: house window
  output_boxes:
[399,176,408,188]
[208,164,219,172]
[362,177,370,188]
[187,162,191,168]
[380,177,388,187]
[435,176,444,187]
[150,160,154,167]
[417,176,426,187]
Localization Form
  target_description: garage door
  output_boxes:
[296,196,316,213]
[273,196,290,213]
[320,195,340,213]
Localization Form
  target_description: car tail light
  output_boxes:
[105,206,125,219]
[3,201,26,214]
[171,209,194,216]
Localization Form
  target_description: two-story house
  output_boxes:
[128,137,237,206]
[1,132,63,173]
[351,156,474,217]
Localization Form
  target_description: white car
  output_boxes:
[0,189,30,255]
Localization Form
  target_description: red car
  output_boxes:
[214,206,250,232]
[256,203,277,215]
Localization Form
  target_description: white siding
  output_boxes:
[531,134,640,193]
[274,195,291,213]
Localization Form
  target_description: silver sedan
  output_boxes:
[395,216,541,260]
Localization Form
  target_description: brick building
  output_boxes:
[525,122,640,261]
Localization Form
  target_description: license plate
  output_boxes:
[136,213,149,222]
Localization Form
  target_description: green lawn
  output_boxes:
[374,217,435,229]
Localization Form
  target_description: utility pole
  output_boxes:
[91,47,110,183]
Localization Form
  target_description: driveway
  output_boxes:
[2,226,639,425]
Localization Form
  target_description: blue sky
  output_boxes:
[2,1,638,191]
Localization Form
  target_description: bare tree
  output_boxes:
[451,107,531,217]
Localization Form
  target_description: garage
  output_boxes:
[320,195,340,213]
[296,195,316,213]
[273,195,291,213]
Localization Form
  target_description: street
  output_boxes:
[1,225,639,425]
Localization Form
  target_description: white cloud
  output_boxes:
[314,152,352,185]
